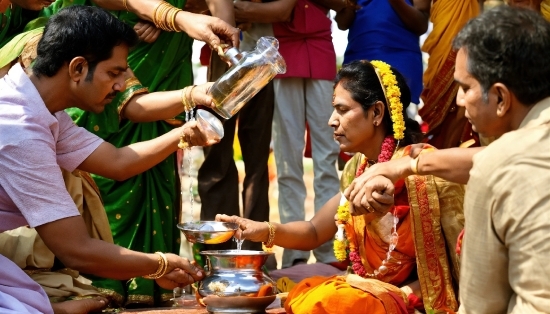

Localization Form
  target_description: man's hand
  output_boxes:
[176,12,240,49]
[134,21,162,43]
[346,175,395,216]
[215,214,270,243]
[155,254,204,289]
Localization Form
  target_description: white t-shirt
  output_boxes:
[0,64,103,231]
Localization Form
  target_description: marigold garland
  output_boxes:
[337,202,350,222]
[334,136,397,271]
[370,60,405,141]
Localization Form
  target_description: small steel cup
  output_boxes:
[196,109,224,141]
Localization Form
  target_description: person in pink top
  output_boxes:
[271,0,341,267]
[0,6,230,313]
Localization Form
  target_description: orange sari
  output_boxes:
[285,148,463,314]
[419,0,479,148]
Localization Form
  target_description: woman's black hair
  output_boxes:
[335,60,422,146]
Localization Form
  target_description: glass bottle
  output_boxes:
[209,36,286,119]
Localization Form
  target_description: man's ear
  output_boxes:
[68,57,88,82]
[491,83,511,118]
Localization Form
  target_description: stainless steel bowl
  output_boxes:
[177,221,238,244]
[198,250,276,299]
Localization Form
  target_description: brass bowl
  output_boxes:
[178,221,238,244]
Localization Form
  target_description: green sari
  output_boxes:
[0,0,193,305]
[0,4,36,47]
[41,0,193,306]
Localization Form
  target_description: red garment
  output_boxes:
[272,0,336,80]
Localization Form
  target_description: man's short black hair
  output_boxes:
[453,5,550,106]
[33,5,139,78]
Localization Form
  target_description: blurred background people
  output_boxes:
[271,0,341,268]
[335,0,430,106]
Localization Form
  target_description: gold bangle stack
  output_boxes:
[152,1,182,32]
[181,86,191,112]
[188,85,197,108]
[262,222,275,249]
[180,85,197,112]
[143,252,168,279]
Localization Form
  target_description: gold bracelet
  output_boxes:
[187,85,197,109]
[123,0,129,11]
[152,1,164,27]
[152,1,182,32]
[181,86,191,111]
[410,155,420,175]
[143,252,168,279]
[143,252,164,279]
[170,8,182,32]
[262,222,275,249]
[155,2,172,31]
[156,3,170,30]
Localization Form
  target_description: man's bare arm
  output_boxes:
[414,147,482,184]
[335,7,356,30]
[388,0,431,35]
[344,147,484,215]
[309,0,347,12]
[36,216,203,287]
[206,0,236,26]
[233,0,297,24]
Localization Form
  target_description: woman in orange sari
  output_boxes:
[217,60,464,314]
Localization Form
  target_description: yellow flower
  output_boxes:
[334,239,348,261]
[370,60,405,140]
[334,200,351,261]
[337,202,350,222]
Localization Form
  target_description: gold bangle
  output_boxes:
[171,9,182,32]
[154,2,170,30]
[181,86,191,111]
[143,253,164,279]
[123,0,129,11]
[153,2,182,32]
[410,155,420,175]
[143,252,168,279]
[187,85,197,109]
[152,1,164,28]
[167,7,181,32]
[262,222,275,249]
[156,4,170,30]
